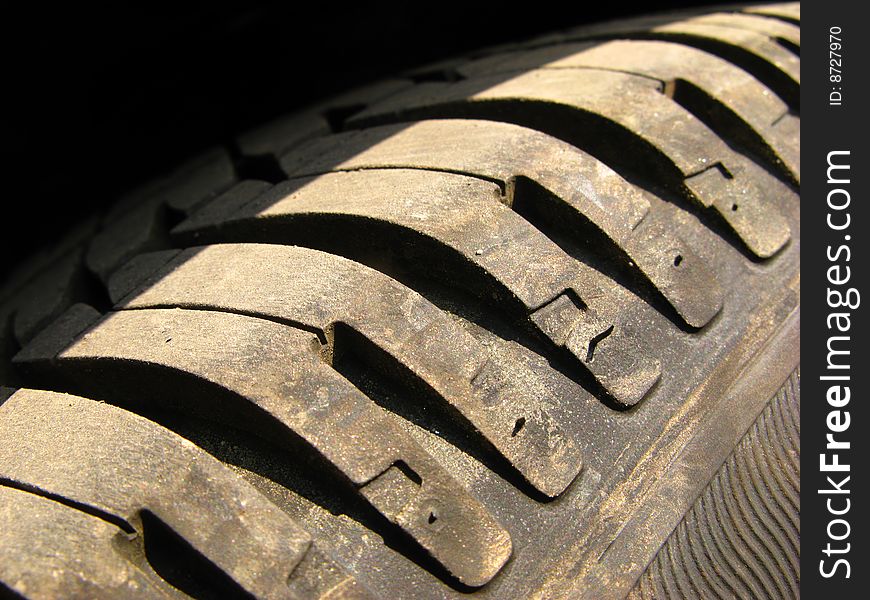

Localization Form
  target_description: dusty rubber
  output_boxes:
[0,3,800,599]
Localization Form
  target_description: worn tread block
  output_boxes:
[347,70,792,258]
[744,2,800,24]
[15,308,513,587]
[1,221,101,369]
[180,173,590,312]
[0,388,367,599]
[107,249,182,305]
[115,242,591,498]
[0,218,99,307]
[277,119,723,332]
[161,148,238,214]
[687,13,800,47]
[104,148,237,223]
[646,20,800,107]
[173,166,671,407]
[546,12,800,109]
[174,180,273,241]
[87,198,173,283]
[455,40,799,182]
[0,485,181,599]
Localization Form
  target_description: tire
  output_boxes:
[0,3,800,599]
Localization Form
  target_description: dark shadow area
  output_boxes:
[775,36,800,57]
[139,510,255,600]
[2,1,724,282]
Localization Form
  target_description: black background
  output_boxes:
[2,1,720,281]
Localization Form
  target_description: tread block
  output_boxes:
[87,198,173,283]
[744,2,800,24]
[347,70,792,258]
[173,169,667,406]
[277,119,723,333]
[107,249,182,304]
[0,226,81,380]
[647,20,800,105]
[104,148,237,223]
[9,246,100,345]
[161,148,238,214]
[0,485,179,599]
[0,218,98,306]
[174,179,273,242]
[684,165,788,258]
[237,113,330,161]
[14,308,513,587]
[87,148,238,284]
[113,242,588,497]
[455,40,798,182]
[551,13,800,108]
[687,13,800,47]
[0,388,366,599]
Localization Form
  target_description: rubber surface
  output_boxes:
[630,367,800,599]
[0,3,800,599]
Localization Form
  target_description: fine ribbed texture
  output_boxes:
[630,367,800,599]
